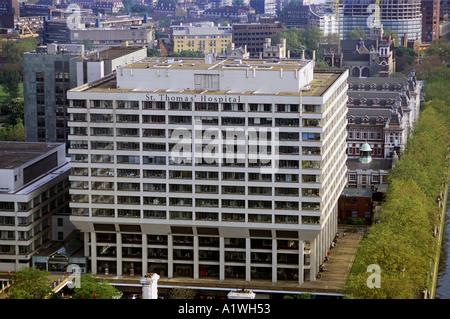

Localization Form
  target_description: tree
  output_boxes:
[0,38,39,70]
[6,267,52,299]
[383,28,399,46]
[271,26,323,59]
[346,26,367,40]
[169,50,204,58]
[395,47,417,75]
[147,48,160,57]
[0,68,20,99]
[71,273,121,299]
[427,38,450,64]
[2,97,24,126]
[323,33,340,45]
[0,121,25,141]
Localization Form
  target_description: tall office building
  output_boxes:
[23,44,147,148]
[232,22,285,57]
[335,0,423,41]
[422,0,441,43]
[67,56,348,286]
[0,0,18,28]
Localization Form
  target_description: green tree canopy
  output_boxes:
[346,26,367,40]
[6,268,52,299]
[71,273,121,299]
[0,68,20,99]
[271,26,324,59]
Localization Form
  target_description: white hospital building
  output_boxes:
[67,55,348,286]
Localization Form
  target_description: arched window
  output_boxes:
[352,67,360,77]
[361,67,370,77]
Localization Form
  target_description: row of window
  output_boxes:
[96,233,308,250]
[71,171,321,184]
[70,117,318,128]
[72,195,320,211]
[71,100,322,113]
[72,208,320,224]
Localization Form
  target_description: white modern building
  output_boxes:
[0,142,71,272]
[67,55,348,286]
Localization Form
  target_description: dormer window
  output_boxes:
[373,98,380,106]
[360,98,367,106]
[358,83,365,90]
[348,116,355,124]
[370,83,377,91]
[382,83,389,91]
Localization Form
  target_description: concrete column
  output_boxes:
[168,234,173,278]
[90,232,97,275]
[84,232,90,259]
[193,236,199,279]
[140,273,160,299]
[142,234,148,276]
[117,232,122,276]
[245,237,251,281]
[219,237,225,281]
[298,240,304,285]
[272,238,277,283]
[309,238,316,281]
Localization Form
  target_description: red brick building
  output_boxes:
[422,0,441,43]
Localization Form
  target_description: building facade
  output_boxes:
[335,0,423,42]
[322,26,396,78]
[23,44,147,147]
[0,142,71,272]
[338,70,422,222]
[422,0,441,43]
[170,22,233,55]
[0,0,18,28]
[67,57,348,285]
[232,22,285,57]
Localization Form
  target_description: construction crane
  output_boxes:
[17,24,38,39]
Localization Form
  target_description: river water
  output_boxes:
[435,183,450,299]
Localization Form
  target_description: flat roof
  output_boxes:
[73,46,145,62]
[121,57,310,72]
[0,142,62,170]
[73,58,344,97]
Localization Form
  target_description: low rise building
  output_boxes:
[170,22,232,55]
[338,70,422,223]
[0,142,71,272]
